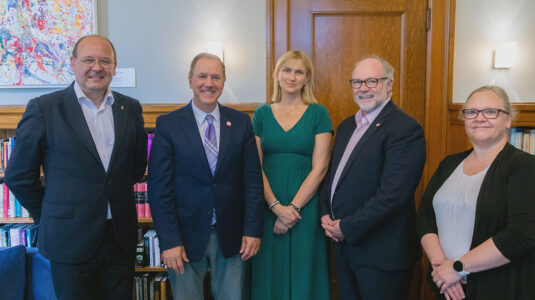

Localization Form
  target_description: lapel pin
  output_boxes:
[120,105,124,110]
[376,123,381,127]
[226,121,231,127]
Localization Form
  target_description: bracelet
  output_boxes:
[269,200,280,210]
[289,203,301,213]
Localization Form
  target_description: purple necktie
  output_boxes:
[203,114,218,175]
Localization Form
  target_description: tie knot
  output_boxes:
[205,114,215,124]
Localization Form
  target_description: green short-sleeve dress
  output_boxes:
[250,103,332,300]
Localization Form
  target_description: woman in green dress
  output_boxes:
[250,50,332,299]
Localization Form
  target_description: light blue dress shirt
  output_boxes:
[74,81,115,219]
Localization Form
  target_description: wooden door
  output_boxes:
[268,0,427,130]
[267,0,430,299]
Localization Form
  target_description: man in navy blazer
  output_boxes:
[148,53,264,299]
[5,35,147,299]
[320,56,426,300]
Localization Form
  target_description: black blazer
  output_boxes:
[147,103,264,261]
[320,100,426,271]
[416,143,535,300]
[5,83,147,263]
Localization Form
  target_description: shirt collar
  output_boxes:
[74,81,114,109]
[355,98,390,127]
[191,100,220,125]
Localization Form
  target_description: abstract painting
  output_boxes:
[0,0,96,87]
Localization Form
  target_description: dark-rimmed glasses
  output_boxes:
[461,108,509,119]
[349,77,389,89]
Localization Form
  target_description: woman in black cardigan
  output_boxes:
[416,85,535,300]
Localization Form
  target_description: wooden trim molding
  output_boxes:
[0,103,263,130]
[0,106,26,129]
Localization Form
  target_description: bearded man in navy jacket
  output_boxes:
[320,56,426,300]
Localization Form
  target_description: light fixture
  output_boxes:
[493,42,517,69]
[206,41,224,61]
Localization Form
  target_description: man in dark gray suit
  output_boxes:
[5,35,147,300]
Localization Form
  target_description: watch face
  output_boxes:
[453,260,463,272]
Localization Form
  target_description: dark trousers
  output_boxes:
[335,244,412,300]
[49,221,135,300]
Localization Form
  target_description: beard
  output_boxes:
[354,89,389,113]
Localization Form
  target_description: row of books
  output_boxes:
[1,183,30,218]
[0,223,39,247]
[510,128,535,154]
[134,272,173,300]
[135,183,151,218]
[136,229,162,268]
[0,136,15,173]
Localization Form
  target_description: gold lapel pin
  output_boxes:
[376,123,381,127]
[120,105,124,110]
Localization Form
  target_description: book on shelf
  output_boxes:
[136,241,145,268]
[147,134,154,163]
[0,136,15,173]
[509,128,535,155]
[135,182,151,218]
[0,135,30,218]
[0,223,39,247]
[133,272,171,300]
[136,228,163,268]
[1,182,30,218]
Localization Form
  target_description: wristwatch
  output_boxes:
[453,260,470,277]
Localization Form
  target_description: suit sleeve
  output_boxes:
[132,101,148,184]
[340,119,426,245]
[241,117,264,238]
[147,117,183,251]
[4,99,46,223]
[492,153,535,260]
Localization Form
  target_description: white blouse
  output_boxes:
[433,159,489,260]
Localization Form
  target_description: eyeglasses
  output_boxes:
[349,77,389,89]
[461,108,509,119]
[79,57,115,69]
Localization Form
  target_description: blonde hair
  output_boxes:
[462,85,516,121]
[271,50,317,104]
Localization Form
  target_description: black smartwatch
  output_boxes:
[453,260,470,277]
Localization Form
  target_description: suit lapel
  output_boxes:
[179,103,213,177]
[108,93,128,171]
[335,101,395,188]
[215,105,232,176]
[59,84,103,167]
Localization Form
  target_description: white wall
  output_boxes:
[452,0,535,102]
[0,0,266,105]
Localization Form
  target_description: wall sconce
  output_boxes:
[493,42,517,69]
[206,41,224,61]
